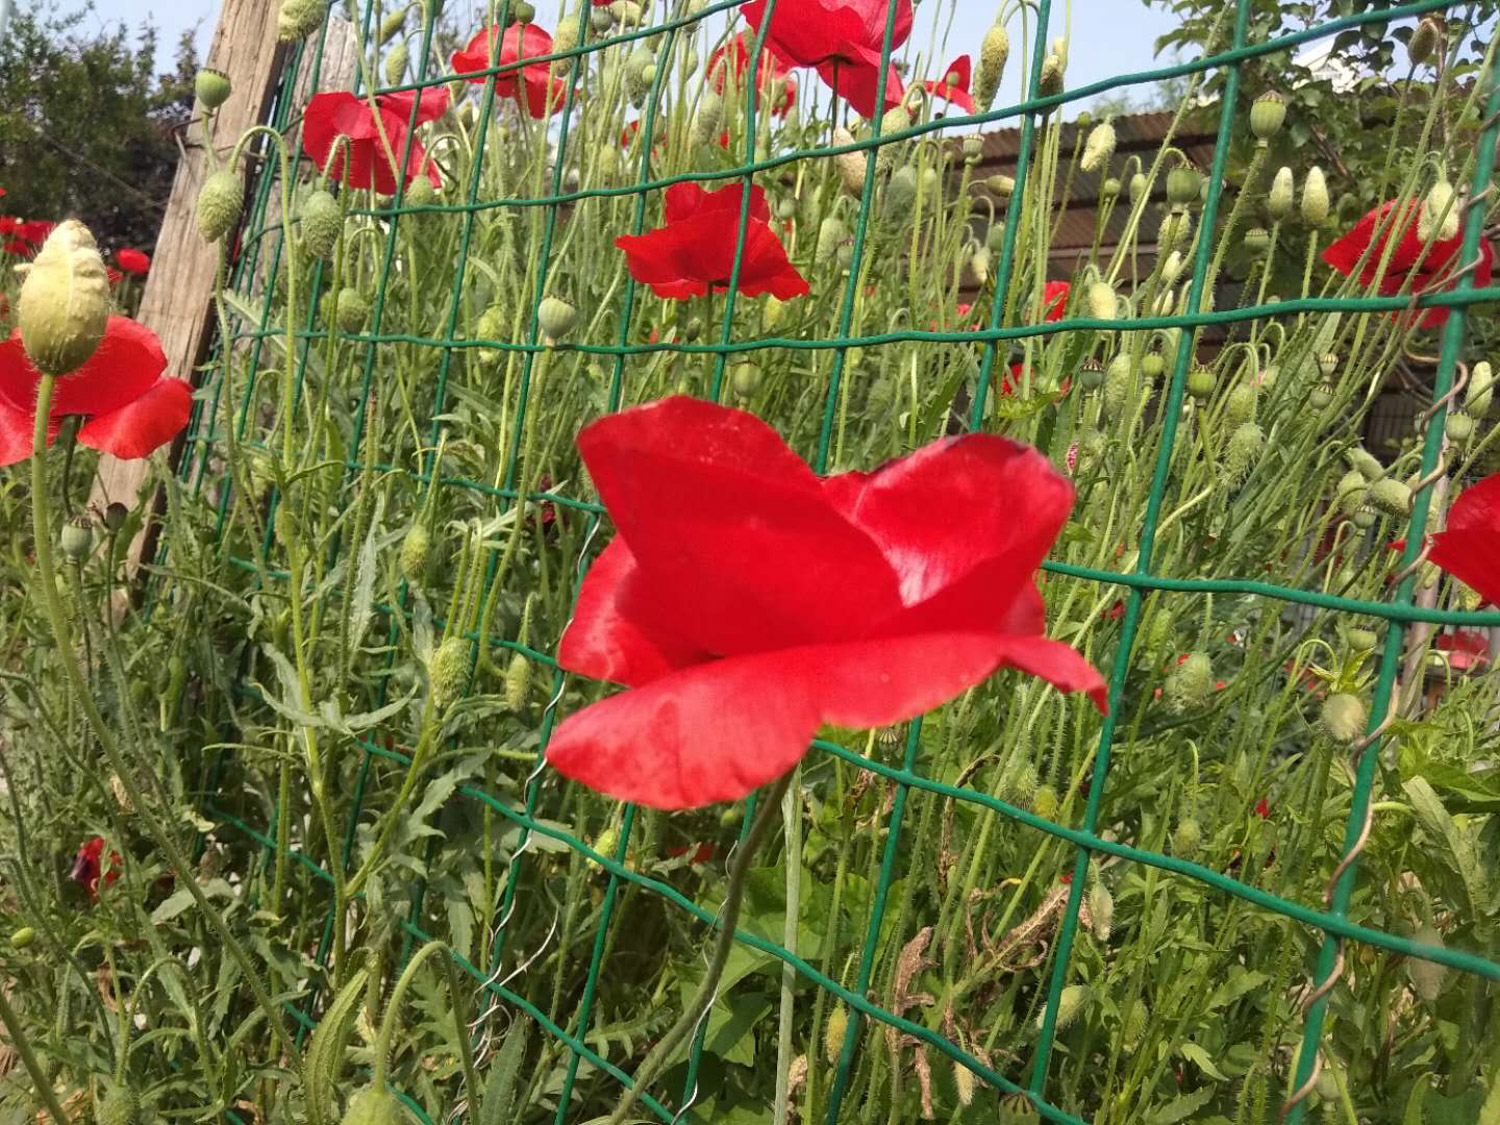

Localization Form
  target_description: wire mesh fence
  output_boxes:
[160,0,1500,1121]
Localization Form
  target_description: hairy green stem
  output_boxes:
[0,987,70,1124]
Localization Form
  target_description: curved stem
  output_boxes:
[0,987,70,1125]
[608,769,796,1125]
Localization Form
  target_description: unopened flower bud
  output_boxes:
[278,0,325,41]
[97,1085,138,1125]
[196,68,232,110]
[301,189,342,260]
[550,21,579,75]
[198,170,244,244]
[1345,445,1384,482]
[60,515,93,561]
[1172,816,1202,856]
[1369,476,1411,516]
[1085,280,1117,320]
[1320,693,1367,743]
[1466,360,1494,417]
[1225,421,1264,478]
[537,295,578,341]
[1300,166,1329,226]
[378,9,407,43]
[400,524,431,584]
[974,23,1010,111]
[816,217,846,262]
[1407,925,1446,1002]
[1407,17,1441,66]
[17,220,110,377]
[9,927,35,949]
[591,6,615,33]
[1031,783,1059,820]
[1165,652,1213,711]
[1037,984,1087,1030]
[1088,878,1114,941]
[1166,163,1201,206]
[730,361,761,399]
[429,635,470,710]
[1225,383,1257,425]
[1080,120,1116,173]
[1267,166,1294,221]
[1038,54,1064,99]
[1158,209,1191,255]
[1129,172,1148,202]
[1336,470,1367,516]
[1244,226,1270,254]
[504,651,532,711]
[341,1086,401,1125]
[953,1062,977,1107]
[969,246,992,286]
[824,1007,848,1064]
[1445,410,1474,446]
[884,165,918,213]
[1249,90,1286,142]
[1160,250,1185,284]
[832,127,866,197]
[330,288,369,333]
[1418,179,1459,244]
[1102,355,1137,419]
[985,173,1015,197]
[1100,176,1120,199]
[384,42,409,86]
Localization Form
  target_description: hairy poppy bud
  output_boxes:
[832,127,866,197]
[1088,878,1114,941]
[504,651,532,711]
[1086,280,1117,320]
[1300,166,1329,226]
[10,927,35,949]
[593,825,619,861]
[537,295,577,341]
[1186,364,1215,401]
[400,525,430,584]
[1037,984,1087,1029]
[1407,925,1446,1002]
[1345,626,1379,652]
[1081,121,1116,173]
[1172,816,1202,856]
[378,8,407,43]
[1467,360,1494,417]
[985,173,1015,198]
[429,636,470,710]
[975,23,1010,111]
[730,361,761,399]
[301,189,342,260]
[60,515,94,561]
[198,170,244,244]
[1102,356,1137,420]
[1158,209,1191,255]
[1166,163,1200,206]
[953,1062,977,1107]
[1166,652,1213,711]
[969,246,992,286]
[1244,225,1270,254]
[17,220,111,377]
[691,90,724,146]
[1129,172,1148,202]
[1225,421,1264,479]
[1077,357,1106,391]
[195,67,232,110]
[551,21,579,75]
[591,5,615,32]
[384,42,409,86]
[1267,166,1294,221]
[824,1007,848,1063]
[341,1087,401,1125]
[1407,17,1441,66]
[1002,759,1038,806]
[1225,383,1257,425]
[1037,53,1064,99]
[278,0,325,41]
[884,165,918,213]
[1031,783,1059,820]
[1345,446,1384,482]
[815,217,846,264]
[331,288,369,334]
[1321,693,1367,743]
[1249,90,1286,141]
[1100,176,1121,199]
[875,104,911,174]
[1336,470,1367,516]
[98,1085,138,1125]
[1369,476,1411,516]
[1418,179,1459,244]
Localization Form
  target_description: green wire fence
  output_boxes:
[159,0,1500,1120]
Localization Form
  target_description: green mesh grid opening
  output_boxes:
[160,0,1500,1122]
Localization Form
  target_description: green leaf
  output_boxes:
[1404,776,1486,922]
[477,1017,529,1125]
[1148,1086,1216,1124]
[347,493,385,658]
[150,887,196,925]
[305,966,370,1125]
[1180,1042,1228,1081]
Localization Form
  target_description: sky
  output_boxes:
[69,0,1182,108]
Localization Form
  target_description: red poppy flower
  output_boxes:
[20,220,55,246]
[452,22,568,118]
[71,837,121,900]
[1254,797,1270,818]
[1041,280,1070,322]
[614,182,809,300]
[116,248,151,275]
[106,266,123,286]
[707,32,798,116]
[546,397,1106,809]
[303,88,449,194]
[923,55,975,114]
[1428,473,1500,605]
[1435,629,1490,670]
[740,0,912,118]
[1322,201,1494,328]
[0,317,192,466]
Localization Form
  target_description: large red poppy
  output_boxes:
[923,55,975,114]
[0,316,192,466]
[1041,280,1070,322]
[71,837,121,900]
[303,89,448,194]
[546,397,1106,809]
[707,32,798,116]
[1322,201,1494,328]
[614,182,809,300]
[740,0,911,118]
[1428,472,1500,605]
[116,248,151,275]
[452,23,568,118]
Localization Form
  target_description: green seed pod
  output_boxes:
[537,295,578,341]
[1419,179,1459,244]
[1077,357,1106,391]
[985,173,1015,198]
[301,189,342,260]
[1166,163,1201,206]
[1407,17,1441,66]
[18,220,111,377]
[1243,225,1270,254]
[816,216,847,263]
[1100,176,1121,199]
[1445,410,1474,447]
[1226,421,1265,478]
[1086,280,1117,320]
[1186,364,1215,401]
[278,0,326,41]
[97,1085,138,1125]
[999,1092,1041,1124]
[824,1006,849,1064]
[1080,120,1117,173]
[1346,626,1379,652]
[1346,446,1385,482]
[331,288,370,334]
[1368,476,1411,516]
[197,170,244,244]
[974,23,1010,111]
[591,5,615,33]
[1165,652,1213,711]
[195,67,233,110]
[429,636,470,711]
[399,524,430,584]
[1267,166,1294,221]
[730,361,762,399]
[384,41,409,86]
[1141,351,1165,380]
[1407,924,1447,1002]
[1172,816,1203,857]
[1037,53,1064,98]
[9,927,35,949]
[512,0,536,23]
[1320,693,1367,743]
[1249,90,1286,141]
[1466,360,1494,417]
[1128,172,1148,202]
[378,9,407,43]
[341,1086,402,1125]
[504,651,532,711]
[1088,878,1114,941]
[1308,382,1335,410]
[1352,504,1378,529]
[103,502,129,534]
[1225,383,1257,425]
[60,515,93,561]
[1316,351,1340,379]
[1301,166,1329,226]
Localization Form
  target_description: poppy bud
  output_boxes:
[1300,166,1329,226]
[504,651,532,711]
[1102,356,1137,420]
[969,246,992,286]
[1077,357,1105,390]
[1037,984,1087,1030]
[1320,692,1367,744]
[1407,925,1446,1002]
[10,926,35,949]
[876,104,911,173]
[98,1085,138,1125]
[1243,226,1270,254]
[1225,383,1257,425]
[549,21,579,75]
[1157,250,1184,285]
[429,635,470,710]
[1172,816,1202,856]
[1368,476,1411,516]
[1345,446,1384,482]
[341,1087,401,1125]
[1100,176,1121,199]
[610,0,642,27]
[1249,89,1286,142]
[1166,164,1200,206]
[328,288,369,334]
[691,91,723,146]
[1266,166,1294,221]
[17,220,111,377]
[1407,17,1441,66]
[378,8,407,43]
[1080,120,1116,173]
[195,67,233,110]
[537,295,577,341]
[198,171,244,244]
[1002,759,1038,805]
[1128,172,1148,202]
[816,217,846,263]
[278,0,325,40]
[1418,179,1459,244]
[1225,421,1264,478]
[1086,280,1117,320]
[1186,364,1215,401]
[301,189,342,260]
[1038,54,1064,98]
[380,42,409,87]
[832,128,866,197]
[593,825,619,862]
[1445,410,1474,447]
[985,173,1015,198]
[1031,783,1059,820]
[884,165,918,213]
[953,1062,977,1107]
[730,361,761,399]
[975,23,1009,111]
[590,6,615,32]
[1466,360,1494,417]
[1088,878,1114,941]
[1336,470,1367,516]
[1166,652,1212,711]
[824,1007,848,1064]
[400,525,430,584]
[1158,209,1191,255]
[60,515,93,561]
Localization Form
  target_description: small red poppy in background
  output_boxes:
[0,317,192,466]
[1322,201,1494,328]
[741,0,911,118]
[71,837,121,900]
[304,89,448,194]
[547,397,1106,809]
[1435,630,1490,670]
[923,55,975,114]
[1254,797,1270,818]
[452,22,569,118]
[20,220,55,246]
[1041,280,1070,322]
[708,32,799,116]
[1428,473,1500,604]
[116,248,151,275]
[106,266,123,287]
[614,182,809,300]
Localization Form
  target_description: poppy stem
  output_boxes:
[0,985,71,1125]
[607,769,796,1125]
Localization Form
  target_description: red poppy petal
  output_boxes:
[76,378,192,460]
[0,397,48,465]
[1430,473,1500,604]
[577,397,903,655]
[377,86,451,126]
[816,54,905,118]
[52,317,168,419]
[0,333,39,414]
[559,537,713,686]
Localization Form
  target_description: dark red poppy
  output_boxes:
[106,266,123,287]
[666,841,718,864]
[1428,473,1500,605]
[71,837,121,900]
[0,317,192,466]
[1322,201,1494,328]
[547,397,1106,809]
[303,88,449,194]
[707,32,798,116]
[740,0,911,118]
[614,182,809,300]
[923,55,975,113]
[116,248,151,275]
[1041,280,1070,322]
[1435,630,1490,670]
[452,23,568,118]
[1254,797,1269,818]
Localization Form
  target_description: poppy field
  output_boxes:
[1,1,1500,1123]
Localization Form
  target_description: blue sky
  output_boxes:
[76,0,1181,107]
